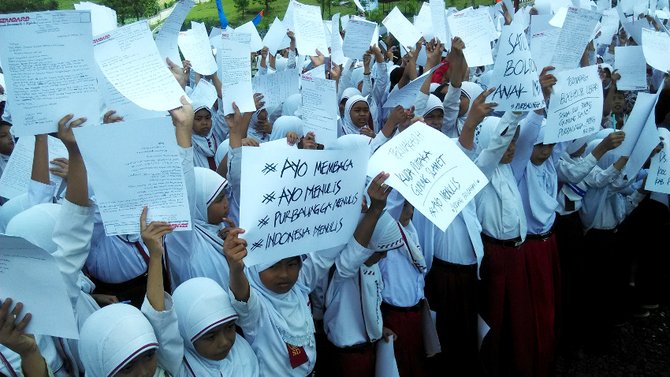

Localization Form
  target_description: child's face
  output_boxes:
[259,256,302,294]
[115,349,157,377]
[193,109,212,137]
[423,109,444,130]
[207,192,229,225]
[0,125,14,155]
[531,143,555,165]
[350,102,370,128]
[500,127,521,164]
[193,321,237,361]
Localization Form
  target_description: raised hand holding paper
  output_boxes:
[73,118,191,236]
[0,11,100,136]
[239,147,368,266]
[544,65,602,144]
[94,21,186,112]
[487,21,545,112]
[367,123,488,231]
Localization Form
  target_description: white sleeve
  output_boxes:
[230,289,263,341]
[474,112,524,179]
[442,84,461,135]
[556,154,598,184]
[28,180,56,206]
[141,294,184,377]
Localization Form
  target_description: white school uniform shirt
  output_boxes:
[378,222,426,308]
[323,239,381,348]
[231,252,349,376]
[0,338,66,377]
[86,223,148,283]
[472,112,527,240]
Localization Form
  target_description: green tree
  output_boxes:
[233,0,249,17]
[0,0,58,12]
[102,0,159,24]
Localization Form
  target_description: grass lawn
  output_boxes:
[59,0,497,32]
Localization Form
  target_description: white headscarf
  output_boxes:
[282,94,302,117]
[350,68,365,92]
[341,95,368,136]
[173,277,258,376]
[269,116,304,141]
[339,87,361,107]
[0,193,30,233]
[79,304,158,377]
[522,127,559,227]
[246,260,315,348]
[457,82,485,135]
[215,139,231,168]
[193,167,228,249]
[422,94,444,118]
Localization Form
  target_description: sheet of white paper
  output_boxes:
[218,39,256,114]
[642,28,670,72]
[353,0,365,12]
[550,7,602,71]
[615,46,647,91]
[300,74,338,146]
[488,22,546,112]
[616,92,657,156]
[239,147,368,266]
[0,11,100,137]
[304,65,326,79]
[236,21,264,52]
[251,68,300,111]
[0,136,67,200]
[98,68,168,121]
[383,7,423,48]
[189,79,218,110]
[384,65,441,109]
[620,91,663,181]
[415,3,434,40]
[0,236,79,339]
[448,9,495,67]
[430,0,450,43]
[73,118,191,235]
[154,0,195,67]
[330,14,347,65]
[264,18,288,54]
[645,128,670,193]
[74,1,117,36]
[178,21,218,75]
[95,21,185,112]
[531,27,560,73]
[342,18,377,60]
[595,8,621,45]
[283,0,296,31]
[367,123,488,231]
[544,65,603,143]
[292,1,328,56]
[375,338,400,377]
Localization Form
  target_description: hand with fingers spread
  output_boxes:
[0,299,37,357]
[49,157,69,179]
[57,114,87,152]
[103,110,124,124]
[539,66,557,100]
[140,207,173,256]
[368,171,392,211]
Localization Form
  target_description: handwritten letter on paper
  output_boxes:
[301,74,339,146]
[73,118,191,236]
[488,22,545,112]
[368,123,488,231]
[0,11,100,136]
[239,147,368,266]
[544,65,602,144]
[646,128,670,194]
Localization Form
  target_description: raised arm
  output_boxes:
[0,300,48,377]
[224,228,250,302]
[140,207,174,312]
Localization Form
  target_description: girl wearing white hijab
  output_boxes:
[171,278,259,376]
[340,95,374,137]
[281,94,302,118]
[191,104,220,171]
[269,116,304,142]
[222,174,392,376]
[165,166,231,289]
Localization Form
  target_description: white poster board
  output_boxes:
[645,127,670,194]
[367,123,488,231]
[239,147,368,266]
[73,118,191,236]
[487,22,545,112]
[544,65,603,144]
